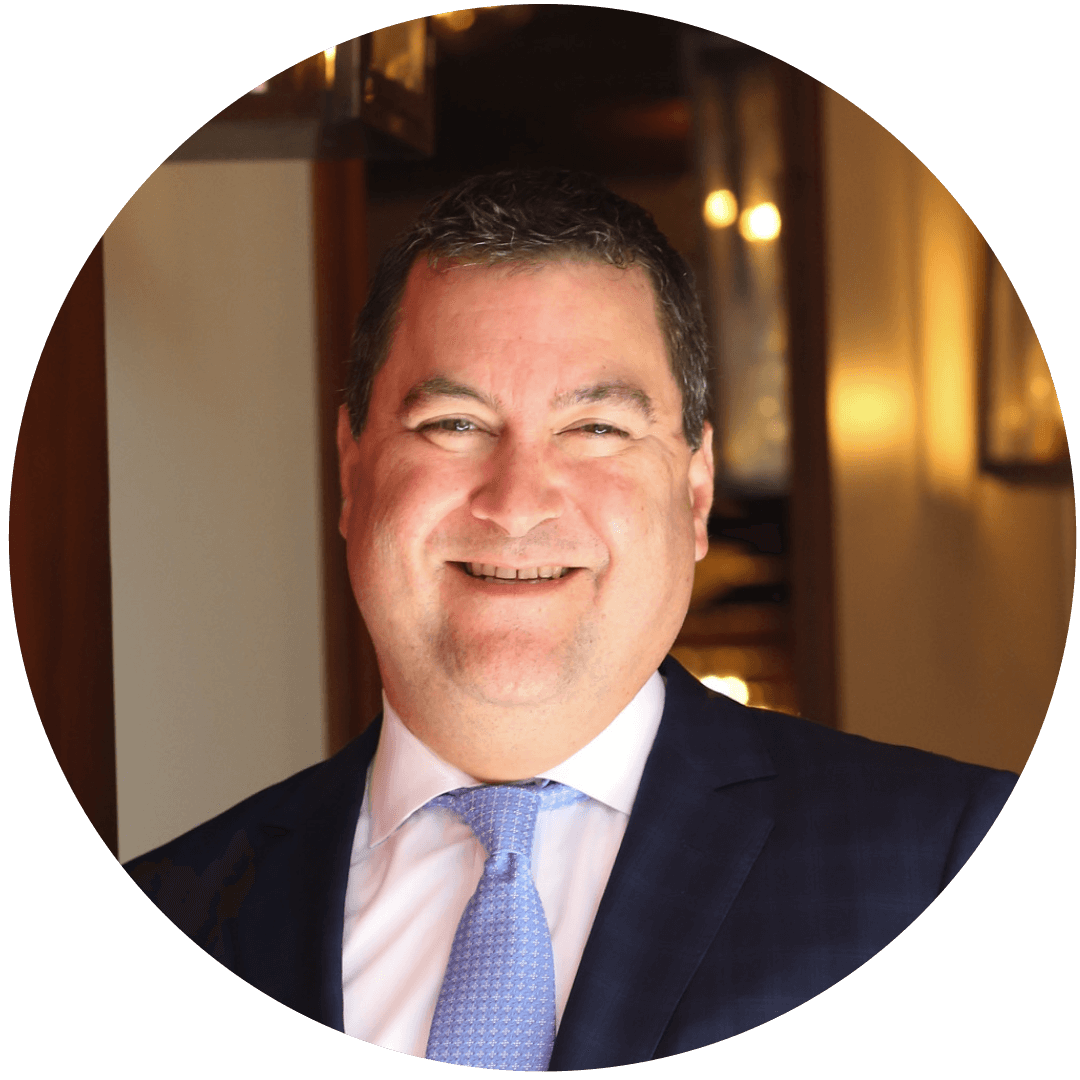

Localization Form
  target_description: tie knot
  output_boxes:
[428,780,583,858]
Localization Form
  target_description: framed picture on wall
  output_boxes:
[979,245,1071,484]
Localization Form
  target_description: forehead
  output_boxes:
[380,256,674,401]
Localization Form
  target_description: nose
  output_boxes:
[470,438,563,538]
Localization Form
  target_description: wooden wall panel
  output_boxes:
[312,159,383,753]
[10,243,118,851]
[779,68,840,729]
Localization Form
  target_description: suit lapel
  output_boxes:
[549,660,776,1071]
[234,719,382,1031]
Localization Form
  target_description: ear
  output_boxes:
[688,421,715,562]
[337,404,361,540]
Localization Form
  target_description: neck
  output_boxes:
[380,666,650,782]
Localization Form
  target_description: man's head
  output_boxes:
[345,168,711,451]
[337,170,714,779]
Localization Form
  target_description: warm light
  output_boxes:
[323,46,336,88]
[701,674,751,705]
[1029,374,1053,402]
[703,189,738,229]
[766,418,788,442]
[1032,422,1057,457]
[921,221,976,497]
[739,202,782,242]
[829,368,916,466]
[434,9,477,31]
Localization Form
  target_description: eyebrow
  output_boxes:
[397,375,654,423]
[550,381,654,421]
[398,376,503,418]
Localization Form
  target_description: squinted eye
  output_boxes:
[422,418,480,434]
[574,423,629,438]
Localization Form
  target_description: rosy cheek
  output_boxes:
[596,509,641,548]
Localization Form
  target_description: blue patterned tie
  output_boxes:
[424,780,585,1070]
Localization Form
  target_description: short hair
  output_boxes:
[345,168,711,449]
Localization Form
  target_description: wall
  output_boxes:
[823,91,1074,774]
[104,162,326,861]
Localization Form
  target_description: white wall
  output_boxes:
[824,91,1075,774]
[104,161,326,861]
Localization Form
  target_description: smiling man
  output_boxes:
[339,252,710,779]
[128,169,1017,1070]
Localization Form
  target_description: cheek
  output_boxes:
[574,474,632,545]
[581,464,692,555]
[365,459,473,562]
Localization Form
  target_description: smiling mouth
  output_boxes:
[457,562,575,583]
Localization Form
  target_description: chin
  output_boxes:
[439,627,594,708]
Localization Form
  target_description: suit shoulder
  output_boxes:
[716,697,1017,872]
[663,656,1018,816]
[123,721,379,877]
[741,701,1017,785]
[680,681,1017,888]
[664,654,1015,790]
[123,758,316,875]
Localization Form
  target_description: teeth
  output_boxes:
[466,563,569,580]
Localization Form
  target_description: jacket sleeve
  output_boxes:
[940,767,1018,889]
[125,826,257,961]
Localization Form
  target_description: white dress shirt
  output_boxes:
[341,672,666,1056]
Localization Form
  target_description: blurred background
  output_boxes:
[11,7,1073,863]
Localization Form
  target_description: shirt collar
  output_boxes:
[368,671,666,847]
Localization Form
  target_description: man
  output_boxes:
[127,169,1016,1070]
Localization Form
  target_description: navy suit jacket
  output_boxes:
[126,657,1016,1067]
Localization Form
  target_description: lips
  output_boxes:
[460,562,572,582]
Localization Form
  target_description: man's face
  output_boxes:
[338,257,713,714]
